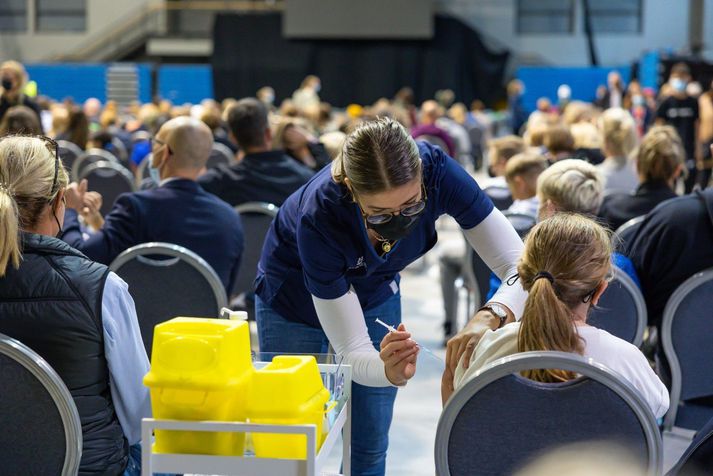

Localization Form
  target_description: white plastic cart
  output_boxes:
[141,362,352,476]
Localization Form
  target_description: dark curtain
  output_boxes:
[212,13,509,107]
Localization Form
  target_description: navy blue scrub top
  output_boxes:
[255,141,494,328]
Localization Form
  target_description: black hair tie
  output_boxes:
[533,271,555,284]
[506,274,520,286]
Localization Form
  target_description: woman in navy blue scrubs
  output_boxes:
[255,118,527,476]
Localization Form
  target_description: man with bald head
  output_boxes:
[61,116,244,294]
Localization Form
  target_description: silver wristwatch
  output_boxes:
[478,303,508,327]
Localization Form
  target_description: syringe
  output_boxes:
[374,318,444,364]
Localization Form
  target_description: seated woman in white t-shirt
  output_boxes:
[441,213,669,419]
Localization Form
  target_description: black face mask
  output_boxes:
[367,212,423,242]
[1,78,13,91]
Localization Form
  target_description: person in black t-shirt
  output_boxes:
[656,62,700,192]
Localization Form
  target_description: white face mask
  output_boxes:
[314,82,321,93]
[149,153,161,184]
[671,78,687,93]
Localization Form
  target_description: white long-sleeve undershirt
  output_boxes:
[311,208,527,387]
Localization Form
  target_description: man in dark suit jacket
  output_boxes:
[62,116,243,294]
[198,97,314,207]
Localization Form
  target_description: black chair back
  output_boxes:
[57,140,84,173]
[667,415,713,475]
[502,211,536,237]
[109,243,228,357]
[436,352,662,476]
[662,267,713,431]
[588,265,646,346]
[417,135,450,153]
[483,185,513,211]
[613,215,646,251]
[208,143,234,169]
[109,137,130,168]
[0,333,82,475]
[233,202,279,300]
[72,148,120,181]
[78,161,136,216]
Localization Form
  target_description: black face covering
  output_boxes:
[1,78,13,91]
[367,212,423,242]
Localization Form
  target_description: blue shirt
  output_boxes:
[256,142,494,327]
[102,272,151,445]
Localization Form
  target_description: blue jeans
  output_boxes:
[256,293,401,476]
[124,442,176,476]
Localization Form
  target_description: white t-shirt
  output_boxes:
[453,322,669,419]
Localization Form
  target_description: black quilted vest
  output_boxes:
[0,233,128,475]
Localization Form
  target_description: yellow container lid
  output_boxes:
[144,317,253,390]
[248,356,329,415]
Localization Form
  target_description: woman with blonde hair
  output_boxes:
[599,125,684,230]
[256,117,527,475]
[597,107,639,193]
[0,135,150,474]
[443,213,668,418]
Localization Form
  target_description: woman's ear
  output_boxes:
[591,280,609,306]
[53,189,66,213]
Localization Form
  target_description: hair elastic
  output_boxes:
[533,271,555,284]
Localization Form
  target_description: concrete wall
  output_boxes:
[0,0,156,62]
[436,0,699,66]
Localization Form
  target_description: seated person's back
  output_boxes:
[198,97,314,207]
[626,186,713,328]
[599,125,682,231]
[446,214,668,418]
[0,135,150,474]
[62,117,244,294]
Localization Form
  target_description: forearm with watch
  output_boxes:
[444,209,527,373]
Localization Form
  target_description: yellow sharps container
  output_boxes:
[143,317,253,456]
[248,355,331,459]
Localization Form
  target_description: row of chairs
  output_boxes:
[58,140,235,186]
[4,339,710,474]
[55,140,237,221]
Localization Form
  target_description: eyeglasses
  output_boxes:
[356,185,428,225]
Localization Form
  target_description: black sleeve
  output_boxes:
[655,98,669,121]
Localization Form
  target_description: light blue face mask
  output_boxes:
[671,78,687,93]
[149,154,161,184]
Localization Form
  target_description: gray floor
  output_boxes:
[318,223,693,475]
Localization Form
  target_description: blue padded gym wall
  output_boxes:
[158,65,213,105]
[517,66,632,113]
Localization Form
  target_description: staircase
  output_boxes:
[106,64,140,106]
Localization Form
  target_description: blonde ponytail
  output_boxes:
[516,214,612,382]
[518,276,583,382]
[0,189,20,277]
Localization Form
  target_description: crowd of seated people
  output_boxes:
[2,57,713,475]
